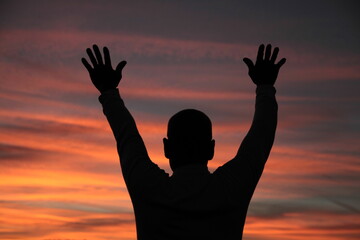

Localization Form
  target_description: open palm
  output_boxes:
[243,44,286,86]
[82,45,127,93]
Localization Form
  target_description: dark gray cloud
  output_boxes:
[63,216,134,230]
[0,143,48,161]
[1,0,359,55]
[249,196,360,220]
[0,118,97,136]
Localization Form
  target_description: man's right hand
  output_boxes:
[243,44,286,86]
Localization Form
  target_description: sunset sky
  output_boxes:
[1,1,359,239]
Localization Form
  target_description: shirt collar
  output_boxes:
[172,164,210,177]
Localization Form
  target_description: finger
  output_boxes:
[115,61,127,75]
[103,47,112,68]
[81,58,93,72]
[86,48,97,66]
[93,44,104,65]
[264,44,272,61]
[276,58,286,68]
[243,58,254,70]
[256,44,265,64]
[115,61,126,76]
[270,47,279,64]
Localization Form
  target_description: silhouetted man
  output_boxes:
[82,44,286,240]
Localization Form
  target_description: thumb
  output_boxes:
[243,58,254,70]
[115,61,127,75]
[276,58,286,69]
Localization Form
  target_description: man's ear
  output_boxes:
[207,139,215,161]
[163,138,171,159]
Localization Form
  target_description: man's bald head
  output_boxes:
[164,109,215,170]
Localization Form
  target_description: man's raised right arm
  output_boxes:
[215,44,286,194]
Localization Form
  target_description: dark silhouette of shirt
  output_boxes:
[99,85,277,240]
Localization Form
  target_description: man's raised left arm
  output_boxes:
[82,45,168,192]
